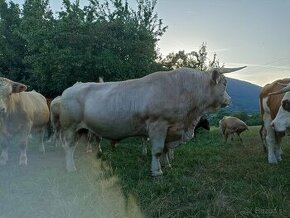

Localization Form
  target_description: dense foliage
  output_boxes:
[161,42,222,71]
[0,0,167,97]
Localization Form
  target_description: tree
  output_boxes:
[161,43,222,71]
[12,0,167,97]
[0,0,27,82]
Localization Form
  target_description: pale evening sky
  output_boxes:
[11,0,290,86]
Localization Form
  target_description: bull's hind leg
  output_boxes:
[160,146,172,169]
[62,130,77,172]
[224,132,229,143]
[237,133,243,144]
[0,144,8,165]
[141,137,149,155]
[148,122,168,177]
[18,123,32,166]
[0,135,9,165]
[19,140,28,165]
[37,127,46,153]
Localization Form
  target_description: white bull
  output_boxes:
[59,66,245,176]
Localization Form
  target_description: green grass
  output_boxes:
[100,126,290,217]
[0,126,289,218]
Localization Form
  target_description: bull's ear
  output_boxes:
[211,70,221,84]
[12,82,27,93]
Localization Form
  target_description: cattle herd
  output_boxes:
[0,66,290,177]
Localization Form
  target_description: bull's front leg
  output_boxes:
[148,122,168,177]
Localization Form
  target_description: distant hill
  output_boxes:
[226,78,261,112]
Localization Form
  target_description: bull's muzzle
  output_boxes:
[221,99,231,108]
[221,102,229,108]
[222,94,231,108]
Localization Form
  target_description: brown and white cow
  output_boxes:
[270,83,290,133]
[259,78,290,164]
[219,116,248,143]
[0,77,49,165]
[59,66,246,176]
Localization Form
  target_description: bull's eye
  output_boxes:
[282,99,290,112]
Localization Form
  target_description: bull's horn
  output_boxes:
[269,83,290,95]
[219,66,247,74]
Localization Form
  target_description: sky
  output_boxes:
[10,0,290,86]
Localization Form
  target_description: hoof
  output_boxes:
[66,166,77,172]
[19,159,27,166]
[268,159,278,164]
[151,169,163,177]
[86,149,93,153]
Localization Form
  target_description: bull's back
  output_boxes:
[260,78,290,119]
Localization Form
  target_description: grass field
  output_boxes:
[0,126,289,218]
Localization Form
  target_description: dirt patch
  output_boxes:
[0,141,143,218]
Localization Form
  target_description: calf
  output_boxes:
[219,116,248,143]
[0,77,49,165]
[259,78,290,163]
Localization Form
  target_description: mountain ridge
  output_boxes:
[226,78,261,112]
